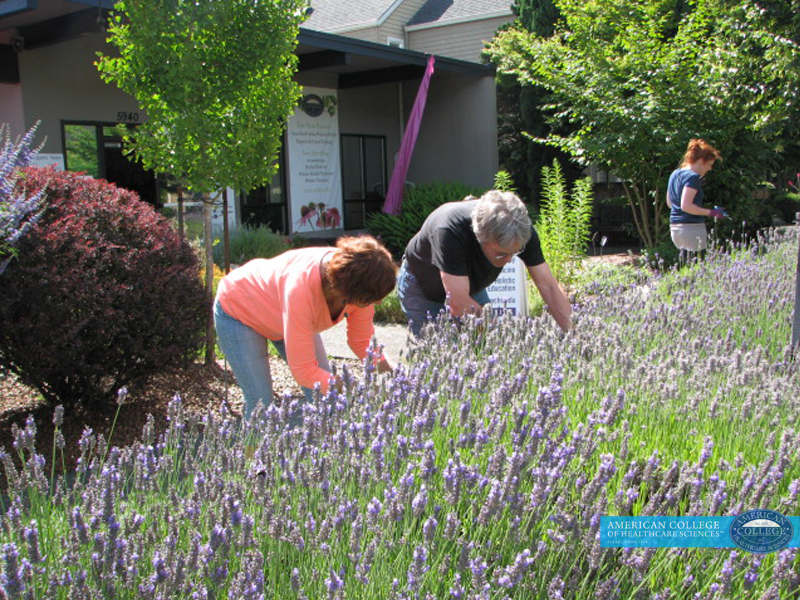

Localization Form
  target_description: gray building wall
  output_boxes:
[405,71,497,190]
[378,0,426,46]
[0,82,25,135]
[5,26,498,225]
[407,15,511,63]
[328,26,381,44]
[339,83,401,148]
[17,34,141,154]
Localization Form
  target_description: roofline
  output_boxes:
[317,22,379,35]
[377,0,405,26]
[298,27,495,76]
[405,10,513,32]
[303,0,405,33]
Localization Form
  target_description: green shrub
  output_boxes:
[0,167,206,409]
[372,288,406,324]
[492,170,517,193]
[365,181,484,259]
[772,191,800,224]
[642,235,681,270]
[535,160,593,285]
[213,224,292,267]
[571,260,648,299]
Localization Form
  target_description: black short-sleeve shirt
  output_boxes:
[404,199,545,303]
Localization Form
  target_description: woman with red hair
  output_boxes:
[667,138,725,252]
[214,235,397,419]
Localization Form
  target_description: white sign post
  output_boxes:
[486,257,528,316]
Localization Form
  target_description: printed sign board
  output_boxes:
[286,87,342,233]
[486,257,528,316]
[30,153,64,170]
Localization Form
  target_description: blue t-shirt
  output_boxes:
[668,168,704,224]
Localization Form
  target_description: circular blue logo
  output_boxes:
[301,94,324,117]
[730,510,793,554]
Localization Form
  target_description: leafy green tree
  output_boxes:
[97,0,306,362]
[494,0,582,207]
[487,0,800,248]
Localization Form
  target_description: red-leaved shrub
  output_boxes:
[0,167,206,408]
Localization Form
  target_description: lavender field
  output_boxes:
[1,227,798,599]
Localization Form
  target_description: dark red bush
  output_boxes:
[0,167,206,408]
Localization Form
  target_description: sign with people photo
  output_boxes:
[286,87,342,233]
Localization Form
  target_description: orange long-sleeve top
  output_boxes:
[216,247,379,393]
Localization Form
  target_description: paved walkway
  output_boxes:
[319,320,411,363]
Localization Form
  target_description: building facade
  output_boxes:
[1,0,508,236]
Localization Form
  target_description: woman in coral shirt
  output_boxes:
[214,235,396,419]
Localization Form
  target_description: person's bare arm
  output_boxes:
[679,186,712,216]
[528,263,572,332]
[440,271,482,318]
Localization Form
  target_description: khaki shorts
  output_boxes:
[670,223,707,252]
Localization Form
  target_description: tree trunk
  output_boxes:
[203,194,216,365]
[177,185,185,239]
[792,213,800,348]
[222,188,231,273]
[623,182,653,249]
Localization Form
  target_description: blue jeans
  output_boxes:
[396,259,490,338]
[213,298,330,419]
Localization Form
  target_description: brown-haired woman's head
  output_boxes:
[681,138,722,167]
[326,235,397,305]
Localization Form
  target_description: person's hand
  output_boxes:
[708,207,728,219]
[376,357,394,374]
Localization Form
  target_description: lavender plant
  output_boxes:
[0,123,44,275]
[0,227,798,599]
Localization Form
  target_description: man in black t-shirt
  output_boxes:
[398,190,572,337]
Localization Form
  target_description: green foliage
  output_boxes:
[641,235,681,270]
[365,181,484,260]
[63,124,101,178]
[496,0,582,206]
[486,0,800,248]
[773,192,800,224]
[536,160,593,284]
[571,260,648,299]
[212,225,292,268]
[513,0,560,36]
[96,0,306,195]
[492,170,517,193]
[372,288,406,324]
[97,0,307,364]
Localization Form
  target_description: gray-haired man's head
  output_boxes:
[470,190,532,250]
